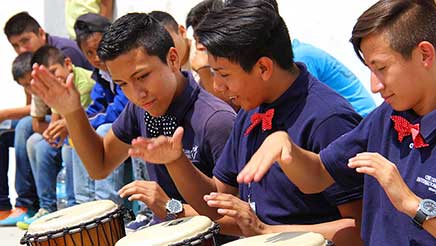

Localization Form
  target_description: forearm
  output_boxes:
[265,218,362,246]
[0,106,30,121]
[166,154,220,219]
[281,142,335,193]
[64,108,107,178]
[99,0,113,20]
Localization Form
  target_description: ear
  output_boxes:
[64,57,73,72]
[178,25,187,39]
[166,47,181,72]
[256,57,274,81]
[38,28,46,42]
[418,41,435,69]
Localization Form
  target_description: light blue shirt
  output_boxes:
[292,39,376,117]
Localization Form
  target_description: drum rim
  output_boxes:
[169,222,220,246]
[20,205,129,244]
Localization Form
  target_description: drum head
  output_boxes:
[116,216,215,246]
[223,232,327,246]
[28,200,118,235]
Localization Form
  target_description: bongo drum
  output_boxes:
[115,216,219,246]
[222,232,334,246]
[21,200,127,246]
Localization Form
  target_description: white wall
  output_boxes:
[0,0,382,111]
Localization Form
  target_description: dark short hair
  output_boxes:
[4,12,41,39]
[149,11,179,34]
[186,0,223,29]
[31,45,66,68]
[224,0,279,14]
[195,1,293,72]
[351,0,436,64]
[12,52,33,81]
[97,13,174,64]
[74,13,111,48]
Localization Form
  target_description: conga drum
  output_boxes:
[222,232,334,246]
[20,200,127,246]
[115,216,219,246]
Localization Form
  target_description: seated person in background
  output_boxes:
[149,10,237,111]
[237,0,436,245]
[0,52,33,222]
[1,11,94,225]
[18,45,95,229]
[121,1,363,245]
[31,12,236,243]
[72,11,130,217]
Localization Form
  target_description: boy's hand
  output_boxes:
[128,127,184,165]
[237,131,293,184]
[43,119,68,148]
[31,64,82,117]
[348,152,419,216]
[204,192,269,236]
[119,180,170,219]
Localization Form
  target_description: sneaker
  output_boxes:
[16,208,49,230]
[125,214,152,233]
[0,210,12,220]
[0,207,31,226]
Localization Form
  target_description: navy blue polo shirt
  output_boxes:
[213,63,363,225]
[113,71,236,202]
[47,34,93,70]
[321,103,436,245]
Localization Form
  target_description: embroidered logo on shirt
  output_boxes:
[183,145,199,161]
[416,175,436,195]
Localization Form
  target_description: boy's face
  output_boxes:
[361,33,429,114]
[8,29,46,54]
[17,73,32,94]
[208,55,266,111]
[105,47,179,117]
[47,59,73,84]
[80,33,107,71]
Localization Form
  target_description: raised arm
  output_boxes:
[31,64,129,179]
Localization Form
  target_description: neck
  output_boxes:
[264,63,300,104]
[173,71,188,98]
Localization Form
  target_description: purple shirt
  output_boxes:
[321,103,436,245]
[113,72,236,201]
[214,63,363,225]
[47,34,93,70]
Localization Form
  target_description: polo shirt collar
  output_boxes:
[166,71,200,125]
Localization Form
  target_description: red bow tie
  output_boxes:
[391,115,429,149]
[244,109,275,136]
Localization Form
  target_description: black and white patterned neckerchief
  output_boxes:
[144,111,178,137]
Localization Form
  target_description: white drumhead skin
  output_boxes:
[223,232,326,246]
[28,200,118,234]
[116,216,214,246]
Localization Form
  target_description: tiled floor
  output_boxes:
[0,149,27,246]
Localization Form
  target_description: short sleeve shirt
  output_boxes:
[112,71,236,201]
[320,103,436,245]
[213,63,363,225]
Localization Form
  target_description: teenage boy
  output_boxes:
[238,0,436,245]
[120,1,363,244]
[30,12,235,233]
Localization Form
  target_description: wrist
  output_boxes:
[402,194,420,217]
[167,151,186,166]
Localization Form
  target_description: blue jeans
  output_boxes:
[72,123,125,205]
[27,133,62,212]
[12,116,38,210]
[62,144,76,207]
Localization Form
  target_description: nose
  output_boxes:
[370,72,384,93]
[17,45,28,55]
